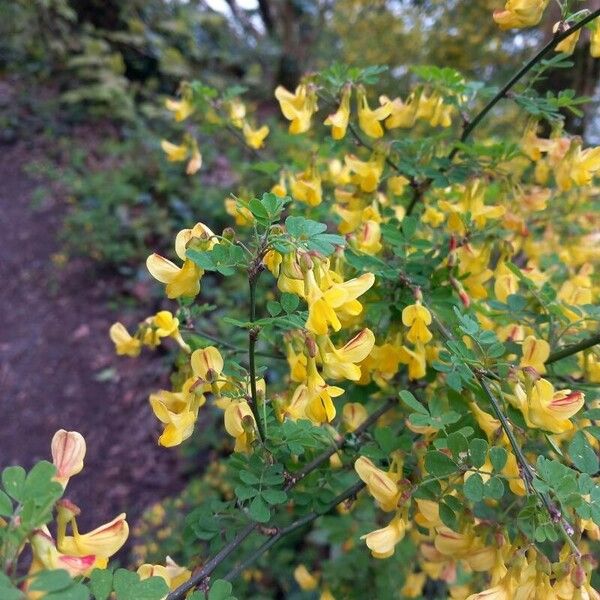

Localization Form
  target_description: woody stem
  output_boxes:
[248,271,266,443]
[546,330,600,365]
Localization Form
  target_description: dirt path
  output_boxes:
[0,142,184,539]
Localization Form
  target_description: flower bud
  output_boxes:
[51,430,86,487]
[571,565,586,589]
[222,227,236,241]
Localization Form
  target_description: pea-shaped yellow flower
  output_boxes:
[243,122,269,149]
[402,302,433,344]
[109,322,141,357]
[493,0,549,30]
[356,87,392,138]
[275,84,318,134]
[361,515,406,559]
[354,456,400,512]
[519,335,550,374]
[324,85,351,140]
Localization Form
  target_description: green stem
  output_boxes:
[248,274,266,443]
[546,331,600,365]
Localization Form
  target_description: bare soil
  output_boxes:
[0,140,185,540]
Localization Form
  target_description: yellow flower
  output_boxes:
[186,139,202,175]
[422,206,445,227]
[401,572,427,598]
[519,335,550,374]
[58,512,129,560]
[554,23,581,55]
[399,344,427,379]
[493,0,549,30]
[304,271,375,335]
[350,221,383,255]
[402,302,433,344]
[300,356,344,424]
[324,85,351,140]
[291,164,322,206]
[138,557,191,591]
[228,99,246,128]
[361,514,406,558]
[345,153,384,192]
[51,429,86,488]
[275,84,318,134]
[322,328,375,381]
[342,402,368,432]
[109,322,141,357]
[243,122,269,149]
[146,222,216,299]
[224,400,256,452]
[153,311,190,352]
[514,379,585,434]
[357,86,392,138]
[416,92,454,128]
[29,528,98,580]
[494,261,519,303]
[149,390,199,447]
[592,18,600,57]
[165,97,194,122]
[388,175,410,196]
[354,456,400,512]
[161,140,188,162]
[225,198,254,226]
[294,564,319,591]
[383,94,418,129]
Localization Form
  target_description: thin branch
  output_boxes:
[223,480,365,582]
[547,331,600,365]
[248,271,266,443]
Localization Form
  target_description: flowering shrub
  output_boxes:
[2,3,600,599]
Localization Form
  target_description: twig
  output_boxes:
[190,328,284,360]
[248,269,266,443]
[223,480,366,582]
[546,331,600,365]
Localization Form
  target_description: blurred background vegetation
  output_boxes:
[2,0,599,273]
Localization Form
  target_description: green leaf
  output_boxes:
[261,489,287,505]
[0,490,12,516]
[439,501,458,530]
[249,496,270,522]
[424,451,458,478]
[30,570,72,592]
[89,569,113,600]
[113,569,169,600]
[45,583,89,600]
[446,432,468,459]
[23,461,57,500]
[489,447,508,472]
[0,572,23,600]
[280,293,299,314]
[399,390,428,415]
[463,473,484,502]
[208,579,236,600]
[2,466,26,501]
[266,301,282,317]
[484,477,505,500]
[568,431,599,475]
[469,439,488,468]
